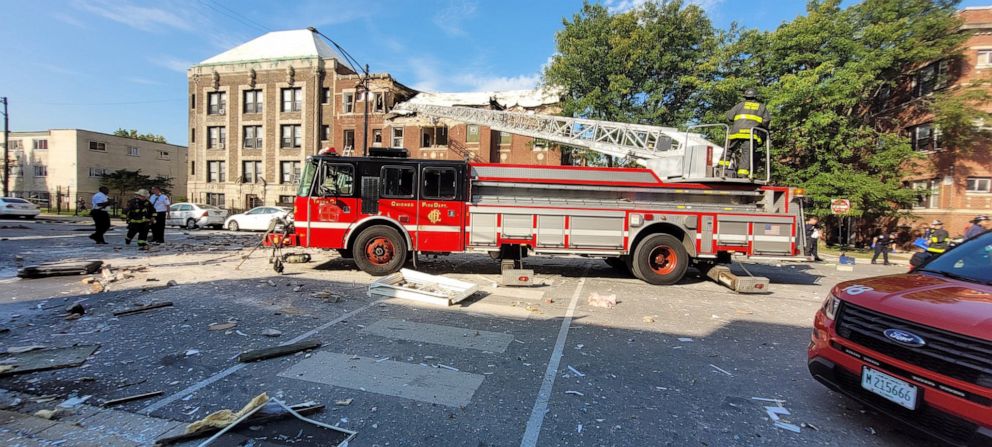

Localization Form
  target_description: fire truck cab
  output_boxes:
[292,147,806,285]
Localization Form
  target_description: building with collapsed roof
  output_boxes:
[186,29,560,210]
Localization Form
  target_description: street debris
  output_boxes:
[102,390,164,407]
[185,349,201,356]
[709,364,733,376]
[564,390,585,396]
[185,392,271,434]
[369,269,478,306]
[678,337,694,342]
[237,340,321,363]
[567,365,586,377]
[334,398,353,406]
[113,301,173,317]
[642,315,656,323]
[775,421,802,433]
[166,280,178,287]
[262,329,283,337]
[34,408,63,420]
[0,344,99,376]
[436,363,460,372]
[7,345,46,354]
[311,290,342,303]
[282,252,311,263]
[587,292,617,308]
[156,399,328,446]
[65,302,85,316]
[208,322,237,331]
[57,395,92,408]
[17,260,103,278]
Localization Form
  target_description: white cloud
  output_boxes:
[151,56,193,73]
[123,76,162,86]
[432,0,478,37]
[71,0,196,32]
[604,0,724,14]
[53,13,86,28]
[405,56,539,93]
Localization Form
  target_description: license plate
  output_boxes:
[862,367,918,410]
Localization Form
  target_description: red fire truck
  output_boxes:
[291,146,807,285]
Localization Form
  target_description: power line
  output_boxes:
[198,0,270,34]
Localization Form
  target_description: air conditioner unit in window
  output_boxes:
[219,108,226,115]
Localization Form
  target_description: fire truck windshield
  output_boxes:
[316,162,355,197]
[297,160,318,196]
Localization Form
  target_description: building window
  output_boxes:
[208,126,227,149]
[391,127,403,147]
[322,88,331,104]
[191,128,196,143]
[207,161,226,183]
[280,161,301,184]
[281,87,302,112]
[978,49,992,68]
[374,92,385,112]
[380,166,416,198]
[89,141,106,151]
[343,129,355,151]
[914,60,949,97]
[126,146,140,157]
[343,92,354,113]
[466,125,480,143]
[322,125,331,141]
[243,89,263,114]
[32,139,48,150]
[421,127,447,147]
[205,193,225,207]
[373,128,382,145]
[191,93,196,109]
[242,160,261,183]
[280,124,302,148]
[908,123,938,152]
[88,167,107,177]
[910,179,940,209]
[966,177,991,193]
[243,125,263,149]
[9,140,23,150]
[278,195,295,206]
[208,91,227,115]
[190,161,195,176]
[158,151,170,160]
[33,165,47,177]
[499,131,512,145]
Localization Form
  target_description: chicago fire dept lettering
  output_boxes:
[427,209,442,224]
[389,201,415,208]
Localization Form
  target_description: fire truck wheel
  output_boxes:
[353,226,408,276]
[632,233,688,285]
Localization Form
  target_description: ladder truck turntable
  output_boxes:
[288,104,808,286]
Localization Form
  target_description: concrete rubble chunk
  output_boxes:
[262,329,283,337]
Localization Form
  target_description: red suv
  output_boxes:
[808,231,992,446]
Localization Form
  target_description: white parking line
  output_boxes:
[140,300,381,415]
[520,264,590,447]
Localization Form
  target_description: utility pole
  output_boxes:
[2,97,8,197]
[362,64,369,156]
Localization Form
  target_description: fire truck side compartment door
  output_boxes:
[570,216,624,248]
[699,215,715,254]
[361,177,379,215]
[537,215,565,247]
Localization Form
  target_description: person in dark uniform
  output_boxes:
[964,215,991,240]
[88,186,111,245]
[725,88,770,178]
[926,219,950,255]
[871,231,894,265]
[804,216,822,261]
[124,189,155,251]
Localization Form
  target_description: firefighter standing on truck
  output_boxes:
[725,88,770,178]
[926,219,950,254]
[124,189,155,251]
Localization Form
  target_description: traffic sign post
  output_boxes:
[831,199,851,215]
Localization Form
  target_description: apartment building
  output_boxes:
[1,129,187,208]
[877,7,992,234]
[187,29,561,210]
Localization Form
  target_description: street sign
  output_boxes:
[831,199,851,215]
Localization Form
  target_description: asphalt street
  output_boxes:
[0,216,931,446]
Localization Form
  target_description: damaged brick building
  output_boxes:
[187,29,560,210]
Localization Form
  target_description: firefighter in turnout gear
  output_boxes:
[725,88,770,178]
[124,189,155,250]
[926,219,950,254]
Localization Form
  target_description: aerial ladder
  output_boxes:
[394,102,770,184]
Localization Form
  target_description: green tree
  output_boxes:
[113,128,168,144]
[99,169,174,213]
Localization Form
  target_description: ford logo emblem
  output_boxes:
[883,329,926,348]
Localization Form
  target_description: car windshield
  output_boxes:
[2,198,30,204]
[918,232,992,285]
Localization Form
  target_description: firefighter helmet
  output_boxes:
[743,88,757,99]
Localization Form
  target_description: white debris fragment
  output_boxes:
[185,349,200,356]
[57,395,91,408]
[677,337,694,342]
[709,364,733,376]
[766,406,790,421]
[262,329,282,337]
[774,421,802,433]
[564,390,584,396]
[587,292,617,308]
[436,364,459,372]
[567,365,586,377]
[577,424,583,433]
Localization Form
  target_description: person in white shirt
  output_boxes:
[89,186,111,244]
[148,186,171,244]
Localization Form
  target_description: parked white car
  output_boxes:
[166,203,228,229]
[224,206,291,231]
[0,197,41,219]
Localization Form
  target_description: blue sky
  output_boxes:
[1,0,988,145]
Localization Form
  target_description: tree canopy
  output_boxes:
[543,0,979,221]
[113,128,168,144]
[100,169,174,205]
